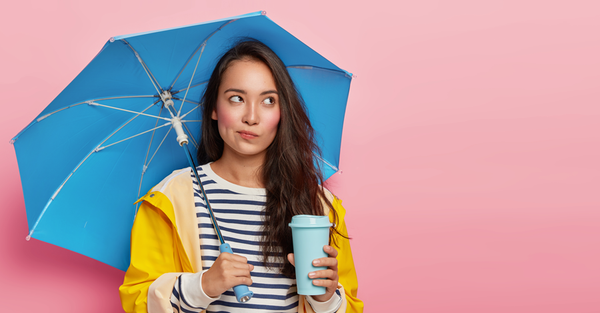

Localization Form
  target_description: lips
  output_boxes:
[238,130,258,139]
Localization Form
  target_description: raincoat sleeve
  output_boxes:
[118,193,188,313]
[331,195,364,313]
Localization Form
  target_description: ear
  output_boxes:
[211,108,218,120]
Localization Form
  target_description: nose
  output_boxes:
[243,101,259,126]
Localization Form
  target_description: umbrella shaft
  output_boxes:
[183,143,225,245]
[183,143,253,303]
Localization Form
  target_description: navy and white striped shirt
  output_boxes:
[169,164,342,313]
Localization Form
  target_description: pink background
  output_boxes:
[1,0,599,311]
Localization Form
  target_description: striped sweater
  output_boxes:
[169,163,342,313]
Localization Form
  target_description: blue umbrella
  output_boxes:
[12,11,352,276]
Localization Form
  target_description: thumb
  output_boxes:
[287,253,295,267]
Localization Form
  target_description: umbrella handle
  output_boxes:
[219,243,254,302]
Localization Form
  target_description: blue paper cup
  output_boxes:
[289,215,332,295]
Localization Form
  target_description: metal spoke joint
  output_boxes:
[161,90,189,146]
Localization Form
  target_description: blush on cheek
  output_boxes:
[215,105,239,129]
[262,111,281,131]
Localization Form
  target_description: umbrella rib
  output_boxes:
[173,97,201,106]
[26,101,159,239]
[96,122,171,151]
[182,121,199,149]
[287,65,353,78]
[135,106,165,219]
[33,95,157,123]
[177,20,238,116]
[88,101,171,121]
[144,125,174,172]
[121,39,165,98]
[180,103,201,119]
[177,42,206,117]
[138,107,163,198]
[169,44,205,91]
[169,19,238,92]
[314,154,339,172]
[172,80,208,95]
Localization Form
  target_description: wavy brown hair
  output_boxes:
[197,40,340,277]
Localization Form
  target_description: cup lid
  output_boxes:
[288,215,332,228]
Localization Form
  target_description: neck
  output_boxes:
[211,150,266,188]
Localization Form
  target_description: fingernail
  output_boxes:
[313,259,320,265]
[309,272,316,278]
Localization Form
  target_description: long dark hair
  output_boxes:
[197,39,340,277]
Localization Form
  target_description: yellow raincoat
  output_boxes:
[119,168,363,313]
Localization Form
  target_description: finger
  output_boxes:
[227,253,250,264]
[287,253,295,267]
[239,276,253,286]
[227,268,254,278]
[323,245,338,257]
[312,257,338,268]
[308,269,337,280]
[231,260,254,270]
[312,278,338,288]
[218,258,250,272]
[228,276,253,287]
[229,269,252,278]
[218,252,249,263]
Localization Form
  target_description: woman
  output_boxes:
[119,40,363,313]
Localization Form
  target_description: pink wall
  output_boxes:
[2,0,599,311]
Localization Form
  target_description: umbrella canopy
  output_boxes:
[12,11,352,271]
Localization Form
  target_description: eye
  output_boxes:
[263,97,276,105]
[230,95,243,103]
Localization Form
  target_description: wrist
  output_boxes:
[179,271,220,309]
[201,270,220,298]
[311,292,333,302]
[306,289,342,313]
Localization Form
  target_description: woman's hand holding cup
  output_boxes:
[287,244,339,302]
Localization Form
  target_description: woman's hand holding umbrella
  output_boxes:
[202,252,254,298]
[287,245,340,302]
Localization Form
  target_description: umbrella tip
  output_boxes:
[261,10,267,15]
[109,37,115,43]
[25,235,31,241]
[9,138,15,145]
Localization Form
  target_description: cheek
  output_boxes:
[215,104,238,129]
[263,110,281,133]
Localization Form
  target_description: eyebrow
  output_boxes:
[224,88,278,96]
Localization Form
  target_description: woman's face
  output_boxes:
[212,58,281,161]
